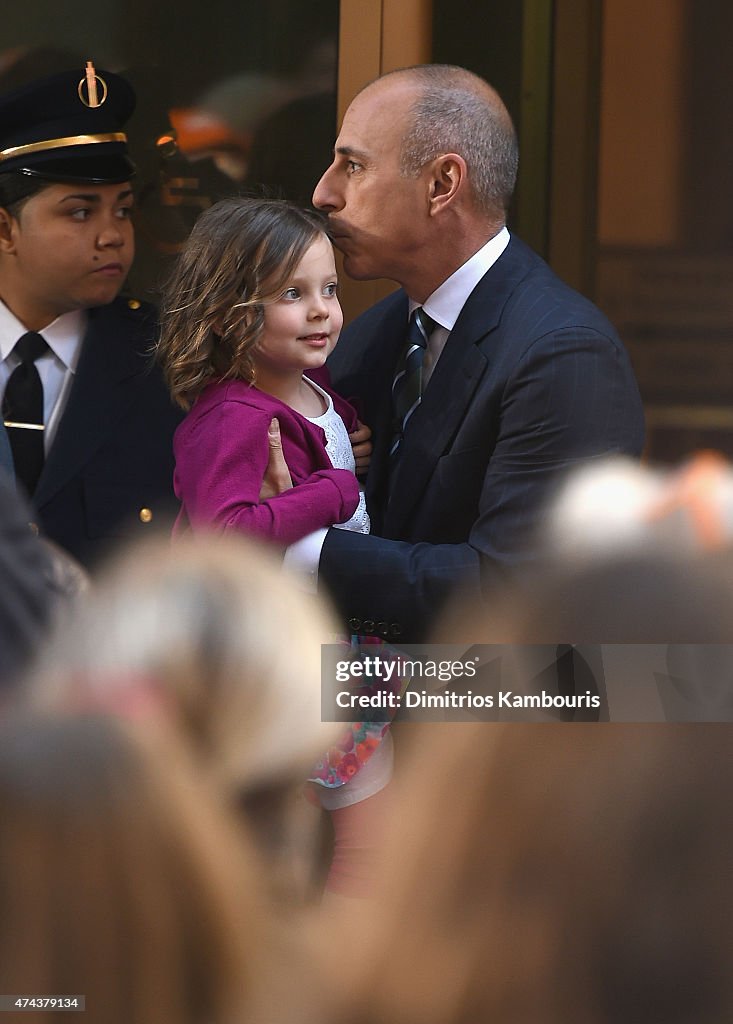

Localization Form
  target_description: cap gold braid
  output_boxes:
[0,132,127,163]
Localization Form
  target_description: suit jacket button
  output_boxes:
[127,298,142,310]
[377,621,389,637]
[390,622,403,637]
[348,617,362,631]
[363,620,375,634]
[139,507,153,524]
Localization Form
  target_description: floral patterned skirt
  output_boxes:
[308,636,408,789]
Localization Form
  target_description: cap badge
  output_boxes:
[78,61,108,108]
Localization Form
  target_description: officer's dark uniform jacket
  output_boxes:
[31,296,183,568]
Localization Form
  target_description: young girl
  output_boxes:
[156,197,395,898]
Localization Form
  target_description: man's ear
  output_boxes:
[427,153,467,216]
[0,207,18,253]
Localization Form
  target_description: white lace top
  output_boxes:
[305,377,370,535]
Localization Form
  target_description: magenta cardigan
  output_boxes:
[173,371,361,545]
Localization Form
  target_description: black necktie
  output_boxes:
[3,331,49,497]
[390,307,435,462]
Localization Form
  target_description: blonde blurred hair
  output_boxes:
[0,711,269,1024]
[323,722,733,1024]
[27,531,341,901]
[30,530,338,792]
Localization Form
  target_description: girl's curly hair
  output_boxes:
[156,197,329,410]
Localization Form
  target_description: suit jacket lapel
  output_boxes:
[385,327,489,536]
[34,305,149,509]
[384,236,535,536]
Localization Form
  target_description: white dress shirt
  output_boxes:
[0,300,87,452]
[415,225,510,385]
[284,228,511,591]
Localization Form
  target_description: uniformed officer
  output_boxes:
[0,62,183,567]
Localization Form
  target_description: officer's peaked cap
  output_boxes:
[0,62,136,183]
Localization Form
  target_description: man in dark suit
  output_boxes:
[280,64,643,642]
[0,63,182,568]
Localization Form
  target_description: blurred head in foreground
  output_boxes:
[543,450,733,565]
[442,452,733,645]
[0,472,88,698]
[0,712,269,1024]
[323,723,733,1024]
[26,530,340,900]
[435,454,733,727]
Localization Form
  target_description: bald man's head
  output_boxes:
[357,65,519,219]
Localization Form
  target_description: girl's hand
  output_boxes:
[350,420,373,477]
[259,419,294,499]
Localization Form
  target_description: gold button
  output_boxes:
[127,298,141,310]
[139,507,153,524]
[28,521,39,535]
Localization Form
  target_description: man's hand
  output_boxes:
[259,418,293,500]
[349,420,373,477]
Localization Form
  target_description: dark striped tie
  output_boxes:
[2,331,49,497]
[390,307,435,462]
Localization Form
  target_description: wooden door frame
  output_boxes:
[336,0,432,320]
[548,0,603,297]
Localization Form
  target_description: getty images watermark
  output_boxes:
[320,644,733,723]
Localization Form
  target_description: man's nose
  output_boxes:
[312,164,340,211]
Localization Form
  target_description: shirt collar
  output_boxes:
[0,299,87,371]
[411,226,511,331]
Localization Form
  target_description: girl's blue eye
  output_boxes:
[283,287,299,299]
[324,283,338,297]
